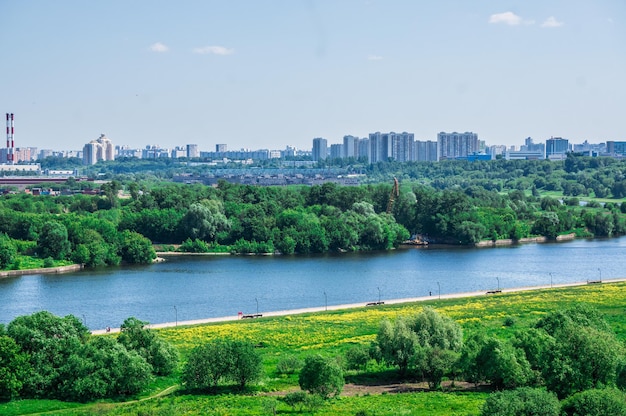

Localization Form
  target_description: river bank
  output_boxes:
[91,277,626,335]
[0,263,83,278]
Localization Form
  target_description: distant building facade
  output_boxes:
[437,132,479,160]
[343,135,358,159]
[607,141,626,157]
[83,134,114,165]
[312,137,328,161]
[187,144,199,158]
[545,137,569,159]
[414,140,438,162]
[330,143,343,159]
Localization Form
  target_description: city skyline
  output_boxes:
[1,1,624,151]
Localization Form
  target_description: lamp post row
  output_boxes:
[167,270,587,328]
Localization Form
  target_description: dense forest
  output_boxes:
[1,155,626,270]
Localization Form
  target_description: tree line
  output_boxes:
[2,156,626,271]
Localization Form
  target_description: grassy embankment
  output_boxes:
[4,281,626,415]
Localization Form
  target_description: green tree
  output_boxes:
[561,388,626,416]
[117,317,178,376]
[533,305,623,399]
[181,199,231,242]
[408,307,463,388]
[6,311,89,398]
[0,335,32,401]
[37,221,71,260]
[298,354,344,399]
[0,233,17,269]
[227,340,263,390]
[182,339,234,392]
[58,336,152,401]
[480,387,560,416]
[119,230,156,264]
[475,337,534,389]
[375,318,419,375]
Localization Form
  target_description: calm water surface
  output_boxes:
[1,237,625,329]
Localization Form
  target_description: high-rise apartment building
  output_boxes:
[82,134,114,165]
[437,132,479,160]
[186,144,199,158]
[216,144,227,152]
[330,143,343,159]
[343,135,358,159]
[414,140,438,162]
[312,137,328,161]
[368,132,392,163]
[391,132,414,162]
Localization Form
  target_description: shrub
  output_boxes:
[178,238,210,253]
[276,355,303,375]
[561,388,626,416]
[182,339,262,392]
[345,344,370,372]
[298,355,344,399]
[481,387,560,416]
[283,391,307,412]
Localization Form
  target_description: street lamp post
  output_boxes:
[255,298,259,315]
[324,291,327,311]
[598,268,602,282]
[437,282,441,300]
[173,305,177,326]
[549,272,553,288]
[496,277,500,291]
[377,287,381,303]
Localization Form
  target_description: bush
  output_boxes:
[43,257,55,268]
[561,388,626,416]
[298,355,344,399]
[276,355,303,375]
[182,339,262,392]
[283,391,307,412]
[345,344,370,372]
[178,238,210,253]
[481,387,560,416]
[503,316,516,327]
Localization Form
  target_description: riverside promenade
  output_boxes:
[91,278,626,335]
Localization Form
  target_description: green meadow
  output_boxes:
[4,281,626,415]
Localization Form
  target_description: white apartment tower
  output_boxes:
[82,134,115,165]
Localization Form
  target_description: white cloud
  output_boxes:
[149,42,169,53]
[192,46,234,55]
[541,17,564,28]
[489,11,523,26]
[367,55,383,61]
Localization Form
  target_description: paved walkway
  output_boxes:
[91,278,626,335]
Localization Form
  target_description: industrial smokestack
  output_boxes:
[6,113,14,163]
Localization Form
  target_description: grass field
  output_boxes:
[4,281,626,415]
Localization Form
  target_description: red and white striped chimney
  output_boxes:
[6,113,14,163]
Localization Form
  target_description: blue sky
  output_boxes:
[1,1,624,152]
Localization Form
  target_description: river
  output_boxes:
[1,237,625,330]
